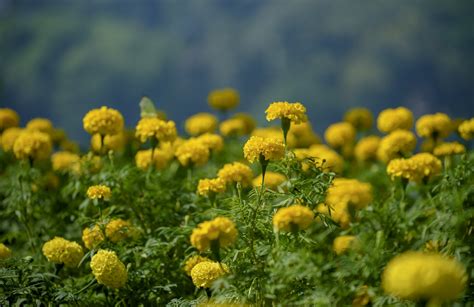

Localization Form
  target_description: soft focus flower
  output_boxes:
[233,113,256,134]
[135,148,172,170]
[105,219,137,243]
[386,158,419,182]
[196,133,224,153]
[416,113,452,139]
[0,108,20,130]
[410,153,442,180]
[82,225,105,250]
[26,118,54,135]
[217,162,253,187]
[265,102,308,124]
[289,122,321,148]
[243,136,285,163]
[0,243,12,259]
[83,106,124,136]
[184,255,211,276]
[354,136,381,162]
[175,138,210,167]
[324,122,356,149]
[87,185,111,200]
[51,151,81,173]
[273,204,314,232]
[1,127,22,152]
[190,217,238,251]
[333,235,358,255]
[90,250,127,288]
[377,130,417,162]
[382,251,467,302]
[185,113,218,136]
[433,142,466,157]
[344,108,373,131]
[387,153,442,182]
[13,130,52,160]
[91,131,126,153]
[252,171,286,190]
[42,237,84,268]
[296,144,344,173]
[458,118,474,140]
[208,88,239,111]
[219,118,248,137]
[377,107,414,133]
[326,178,373,210]
[135,117,177,143]
[191,261,229,288]
[251,127,297,148]
[317,202,351,229]
[197,178,227,196]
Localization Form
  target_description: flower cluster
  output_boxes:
[326,178,373,210]
[458,118,473,140]
[324,122,356,149]
[295,145,344,173]
[190,217,237,251]
[265,102,308,124]
[251,127,297,148]
[344,107,373,130]
[354,136,380,162]
[1,127,22,152]
[184,255,211,276]
[196,133,224,153]
[377,107,414,133]
[219,114,256,136]
[175,138,210,166]
[197,178,227,196]
[135,117,177,143]
[243,136,285,163]
[207,88,240,111]
[190,261,229,288]
[26,118,54,135]
[252,171,286,190]
[90,250,127,288]
[377,130,417,162]
[433,142,466,157]
[51,151,81,173]
[82,225,105,249]
[217,162,253,187]
[387,153,442,182]
[135,148,173,170]
[272,204,314,232]
[185,113,218,136]
[416,113,452,139]
[91,131,126,153]
[0,108,20,130]
[42,237,84,268]
[13,130,52,160]
[86,185,111,200]
[83,106,124,136]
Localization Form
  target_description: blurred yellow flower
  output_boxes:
[386,158,419,181]
[190,217,237,252]
[197,178,227,196]
[433,142,466,157]
[42,237,84,268]
[83,106,124,136]
[252,171,286,190]
[377,107,414,133]
[265,102,307,124]
[289,122,321,148]
[243,136,285,163]
[377,130,416,162]
[135,148,172,170]
[87,185,111,200]
[410,153,442,179]
[0,108,20,130]
[333,235,358,255]
[191,261,229,288]
[185,113,218,136]
[324,122,356,149]
[0,243,12,259]
[91,131,126,153]
[51,151,81,173]
[1,127,22,152]
[302,144,344,173]
[317,202,351,229]
[135,117,177,143]
[90,249,127,288]
[326,178,373,210]
[184,255,211,276]
[354,136,380,162]
[344,107,373,130]
[82,224,105,250]
[273,204,314,232]
[458,118,474,140]
[175,138,210,167]
[105,219,138,243]
[251,127,297,148]
[217,162,253,187]
[219,118,248,137]
[196,133,224,153]
[416,113,452,139]
[387,153,441,182]
[26,118,54,135]
[208,88,240,111]
[13,130,52,161]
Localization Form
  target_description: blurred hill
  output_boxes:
[1,0,474,143]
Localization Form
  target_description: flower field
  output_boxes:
[0,93,473,306]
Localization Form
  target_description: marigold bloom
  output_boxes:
[135,117,177,143]
[83,106,124,136]
[333,235,358,255]
[0,108,20,130]
[1,127,22,152]
[184,255,211,276]
[51,151,81,173]
[219,118,248,137]
[251,127,297,148]
[175,138,210,167]
[135,148,172,170]
[326,178,373,210]
[386,158,419,181]
[217,162,253,187]
[252,171,286,190]
[354,136,381,162]
[317,202,351,228]
[197,178,227,196]
[377,130,417,162]
[324,122,356,149]
[382,251,467,302]
[196,133,224,153]
[410,153,442,180]
[377,107,414,133]
[458,118,474,140]
[190,217,238,252]
[0,243,12,259]
[208,88,240,111]
[344,107,373,131]
[433,142,466,157]
[265,102,308,124]
[387,153,442,182]
[416,113,452,139]
[42,237,84,268]
[273,204,314,232]
[191,261,229,288]
[13,130,52,160]
[233,113,257,134]
[185,113,218,136]
[243,136,285,163]
[289,122,321,148]
[87,185,111,200]
[105,219,137,243]
[90,250,127,289]
[304,144,344,173]
[82,225,105,250]
[26,118,54,135]
[91,131,126,153]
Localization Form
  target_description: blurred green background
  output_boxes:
[1,0,473,143]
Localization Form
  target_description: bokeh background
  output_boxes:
[1,0,474,143]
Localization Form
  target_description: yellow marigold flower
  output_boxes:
[135,117,177,143]
[251,127,297,148]
[190,217,238,252]
[135,148,172,170]
[233,113,256,134]
[317,202,351,229]
[175,138,210,167]
[0,243,12,259]
[324,122,356,149]
[273,204,314,232]
[354,136,381,162]
[252,171,286,190]
[197,178,227,196]
[191,261,229,288]
[208,88,240,111]
[42,237,84,268]
[217,162,253,187]
[420,138,436,153]
[265,102,308,124]
[377,107,414,133]
[289,122,321,148]
[81,154,103,173]
[306,144,344,173]
[243,136,285,163]
[386,158,419,182]
[51,151,81,173]
[83,106,124,136]
[185,113,218,136]
[90,249,127,289]
[1,127,22,152]
[82,225,105,250]
[219,118,248,137]
[91,131,126,153]
[377,130,417,162]
[196,133,224,153]
[184,255,211,276]
[26,118,54,135]
[410,153,442,179]
[344,107,373,131]
[382,251,467,302]
[433,142,466,157]
[87,185,111,200]
[458,118,474,140]
[416,113,452,139]
[333,235,358,255]
[13,130,52,160]
[105,219,137,243]
[0,108,20,130]
[326,178,373,210]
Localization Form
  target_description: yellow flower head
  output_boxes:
[26,118,54,135]
[458,118,474,140]
[208,88,240,111]
[1,127,23,152]
[196,133,224,153]
[273,204,314,232]
[289,122,321,148]
[83,106,124,136]
[410,153,442,180]
[377,130,417,162]
[197,178,227,196]
[42,237,84,268]
[377,107,414,133]
[265,102,308,124]
[51,151,81,173]
[233,113,256,134]
[387,153,442,182]
[243,136,285,163]
[416,113,452,139]
[344,107,373,130]
[326,178,373,210]
[324,122,356,149]
[82,225,105,250]
[333,235,358,255]
[91,131,126,153]
[303,144,344,173]
[190,217,238,252]
[185,113,218,136]
[191,261,229,288]
[105,219,138,243]
[184,255,211,276]
[87,185,111,200]
[217,162,253,187]
[135,118,177,143]
[317,202,351,229]
[219,118,248,137]
[135,148,172,170]
[251,127,297,148]
[90,249,127,289]
[0,108,20,130]
[354,136,381,162]
[382,251,467,302]
[175,138,210,167]
[252,171,286,190]
[386,158,419,181]
[0,243,12,260]
[433,142,466,157]
[13,130,52,160]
